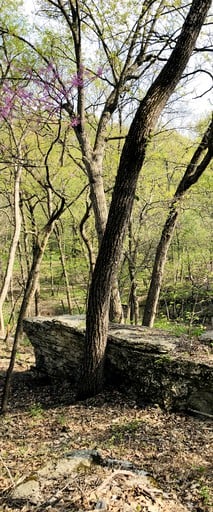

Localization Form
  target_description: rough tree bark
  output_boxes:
[142,116,213,327]
[77,0,212,399]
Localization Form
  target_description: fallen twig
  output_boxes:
[93,469,137,494]
[90,469,156,503]
[34,474,80,510]
[188,408,213,419]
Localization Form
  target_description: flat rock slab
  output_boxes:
[12,479,41,504]
[108,325,177,353]
[23,315,213,414]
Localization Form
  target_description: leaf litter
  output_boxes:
[0,336,212,511]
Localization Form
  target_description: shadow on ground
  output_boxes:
[0,369,79,412]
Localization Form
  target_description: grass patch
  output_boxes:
[154,317,205,337]
[108,419,142,446]
[28,403,44,419]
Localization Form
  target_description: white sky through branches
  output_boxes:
[23,0,212,130]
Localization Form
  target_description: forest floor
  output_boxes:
[0,335,212,512]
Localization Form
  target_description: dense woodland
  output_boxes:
[0,126,212,327]
[0,0,212,403]
[0,4,213,511]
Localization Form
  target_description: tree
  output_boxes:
[77,0,212,399]
[1,194,65,413]
[142,115,213,327]
[0,32,31,336]
[4,0,209,321]
[0,128,23,337]
[1,126,66,413]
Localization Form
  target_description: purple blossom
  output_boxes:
[97,66,103,77]
[0,87,14,119]
[70,117,80,127]
[0,61,103,122]
[71,68,84,88]
[46,61,54,72]
[0,105,12,118]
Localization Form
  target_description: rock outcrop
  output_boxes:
[23,315,213,414]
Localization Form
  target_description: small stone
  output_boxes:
[95,499,107,509]
[12,478,41,504]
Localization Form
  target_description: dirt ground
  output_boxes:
[0,336,212,511]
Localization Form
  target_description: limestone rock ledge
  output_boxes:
[23,315,213,415]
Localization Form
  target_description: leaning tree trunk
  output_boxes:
[142,208,179,327]
[1,198,65,414]
[77,0,211,399]
[142,116,213,327]
[1,231,52,414]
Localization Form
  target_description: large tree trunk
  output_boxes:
[85,162,124,323]
[65,113,124,323]
[79,184,124,323]
[77,0,211,399]
[143,117,213,327]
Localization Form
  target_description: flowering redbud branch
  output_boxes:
[0,62,104,126]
